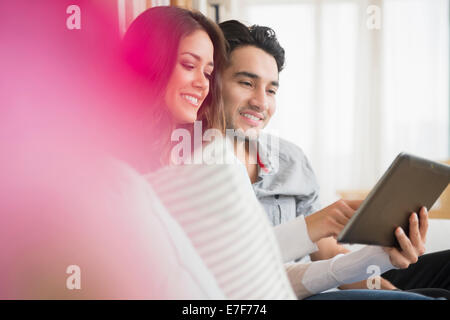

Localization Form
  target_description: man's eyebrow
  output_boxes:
[234,71,279,87]
[180,52,214,67]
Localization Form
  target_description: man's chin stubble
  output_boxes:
[225,122,260,142]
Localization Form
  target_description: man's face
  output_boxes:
[222,46,279,138]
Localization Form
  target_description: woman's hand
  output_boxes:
[383,207,428,269]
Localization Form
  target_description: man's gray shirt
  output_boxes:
[252,133,321,227]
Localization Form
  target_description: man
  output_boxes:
[218,19,450,297]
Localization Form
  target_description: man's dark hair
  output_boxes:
[219,20,285,72]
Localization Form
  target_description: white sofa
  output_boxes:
[424,218,450,253]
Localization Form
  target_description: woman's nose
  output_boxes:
[192,70,209,90]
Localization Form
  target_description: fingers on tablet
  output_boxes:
[343,199,363,211]
[388,244,410,269]
[419,206,428,241]
[396,227,418,264]
[409,213,421,247]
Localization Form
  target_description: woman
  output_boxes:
[0,2,231,299]
[122,6,227,171]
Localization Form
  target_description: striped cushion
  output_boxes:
[146,142,295,299]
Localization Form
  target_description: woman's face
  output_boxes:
[164,29,214,124]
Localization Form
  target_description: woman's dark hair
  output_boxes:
[219,20,285,72]
[122,6,227,169]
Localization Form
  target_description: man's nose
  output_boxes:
[249,87,269,112]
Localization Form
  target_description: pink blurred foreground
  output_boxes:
[0,1,201,299]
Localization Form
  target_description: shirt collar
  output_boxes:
[255,132,279,177]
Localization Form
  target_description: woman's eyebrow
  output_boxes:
[180,52,214,67]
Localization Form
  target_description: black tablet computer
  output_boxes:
[337,152,450,247]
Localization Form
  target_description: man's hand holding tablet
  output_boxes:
[305,199,429,270]
[384,206,428,269]
[302,153,447,271]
